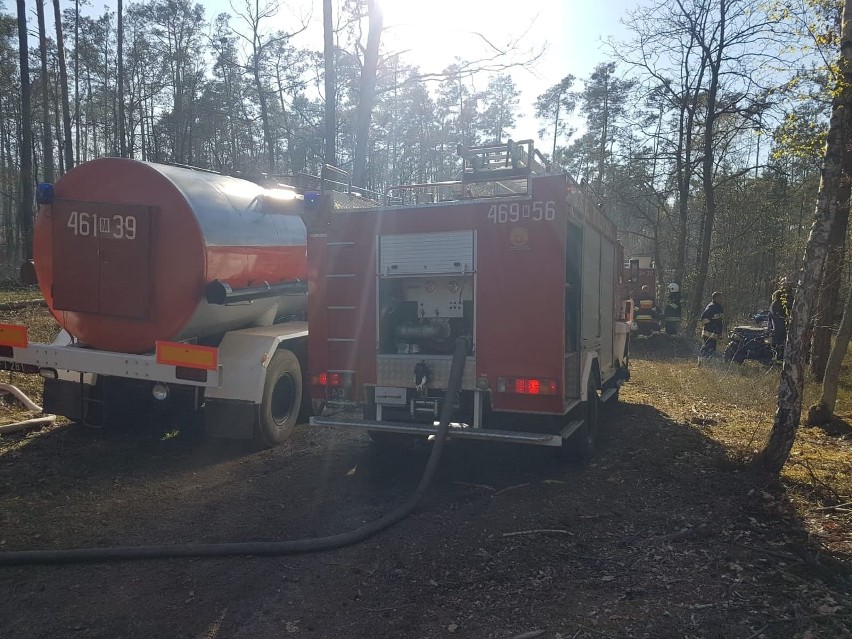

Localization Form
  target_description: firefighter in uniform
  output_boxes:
[700,291,724,359]
[634,285,658,333]
[769,285,791,362]
[664,282,682,334]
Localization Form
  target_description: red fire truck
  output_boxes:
[625,256,660,335]
[305,141,631,459]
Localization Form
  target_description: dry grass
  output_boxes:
[626,333,852,557]
[0,292,60,426]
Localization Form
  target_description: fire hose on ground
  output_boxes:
[0,383,56,434]
[0,336,471,567]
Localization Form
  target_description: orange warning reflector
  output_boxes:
[0,324,28,348]
[155,341,218,371]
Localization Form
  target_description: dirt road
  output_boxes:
[1,376,850,638]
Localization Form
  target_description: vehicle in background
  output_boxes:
[723,324,776,364]
[751,309,770,327]
[624,257,659,336]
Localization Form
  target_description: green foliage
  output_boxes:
[534,74,576,156]
[771,107,828,163]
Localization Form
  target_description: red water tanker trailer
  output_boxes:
[306,140,632,460]
[0,158,309,445]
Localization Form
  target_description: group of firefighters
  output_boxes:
[631,278,792,362]
[699,282,792,362]
[633,283,682,335]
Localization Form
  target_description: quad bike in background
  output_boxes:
[723,322,782,365]
[751,309,770,327]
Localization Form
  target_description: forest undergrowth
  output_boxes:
[629,333,852,560]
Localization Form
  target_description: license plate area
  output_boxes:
[373,386,407,406]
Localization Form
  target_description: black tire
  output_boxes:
[602,387,620,412]
[256,349,302,447]
[724,344,745,364]
[560,378,600,463]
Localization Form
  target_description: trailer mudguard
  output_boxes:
[204,322,308,404]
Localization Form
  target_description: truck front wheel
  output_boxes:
[257,349,302,447]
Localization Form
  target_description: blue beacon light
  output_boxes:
[36,183,55,205]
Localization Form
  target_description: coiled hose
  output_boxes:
[0,337,470,567]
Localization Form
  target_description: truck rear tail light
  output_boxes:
[312,372,354,387]
[497,377,558,395]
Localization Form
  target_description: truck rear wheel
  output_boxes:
[256,349,302,447]
[561,378,599,463]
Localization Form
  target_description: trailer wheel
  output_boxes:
[256,349,302,447]
[562,378,599,463]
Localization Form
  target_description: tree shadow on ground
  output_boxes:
[1,394,850,638]
[816,416,852,437]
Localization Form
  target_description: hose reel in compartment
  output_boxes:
[378,231,475,356]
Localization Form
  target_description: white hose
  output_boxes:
[0,383,56,434]
[0,415,56,434]
[0,383,43,412]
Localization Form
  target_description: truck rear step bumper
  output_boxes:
[601,388,618,402]
[310,416,584,447]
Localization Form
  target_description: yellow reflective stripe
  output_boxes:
[0,323,28,348]
[155,341,219,371]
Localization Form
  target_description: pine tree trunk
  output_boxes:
[323,0,336,167]
[53,0,73,171]
[688,6,723,337]
[117,0,127,157]
[74,0,80,163]
[36,0,53,183]
[352,0,383,190]
[16,0,34,262]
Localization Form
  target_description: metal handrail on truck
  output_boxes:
[384,139,554,206]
